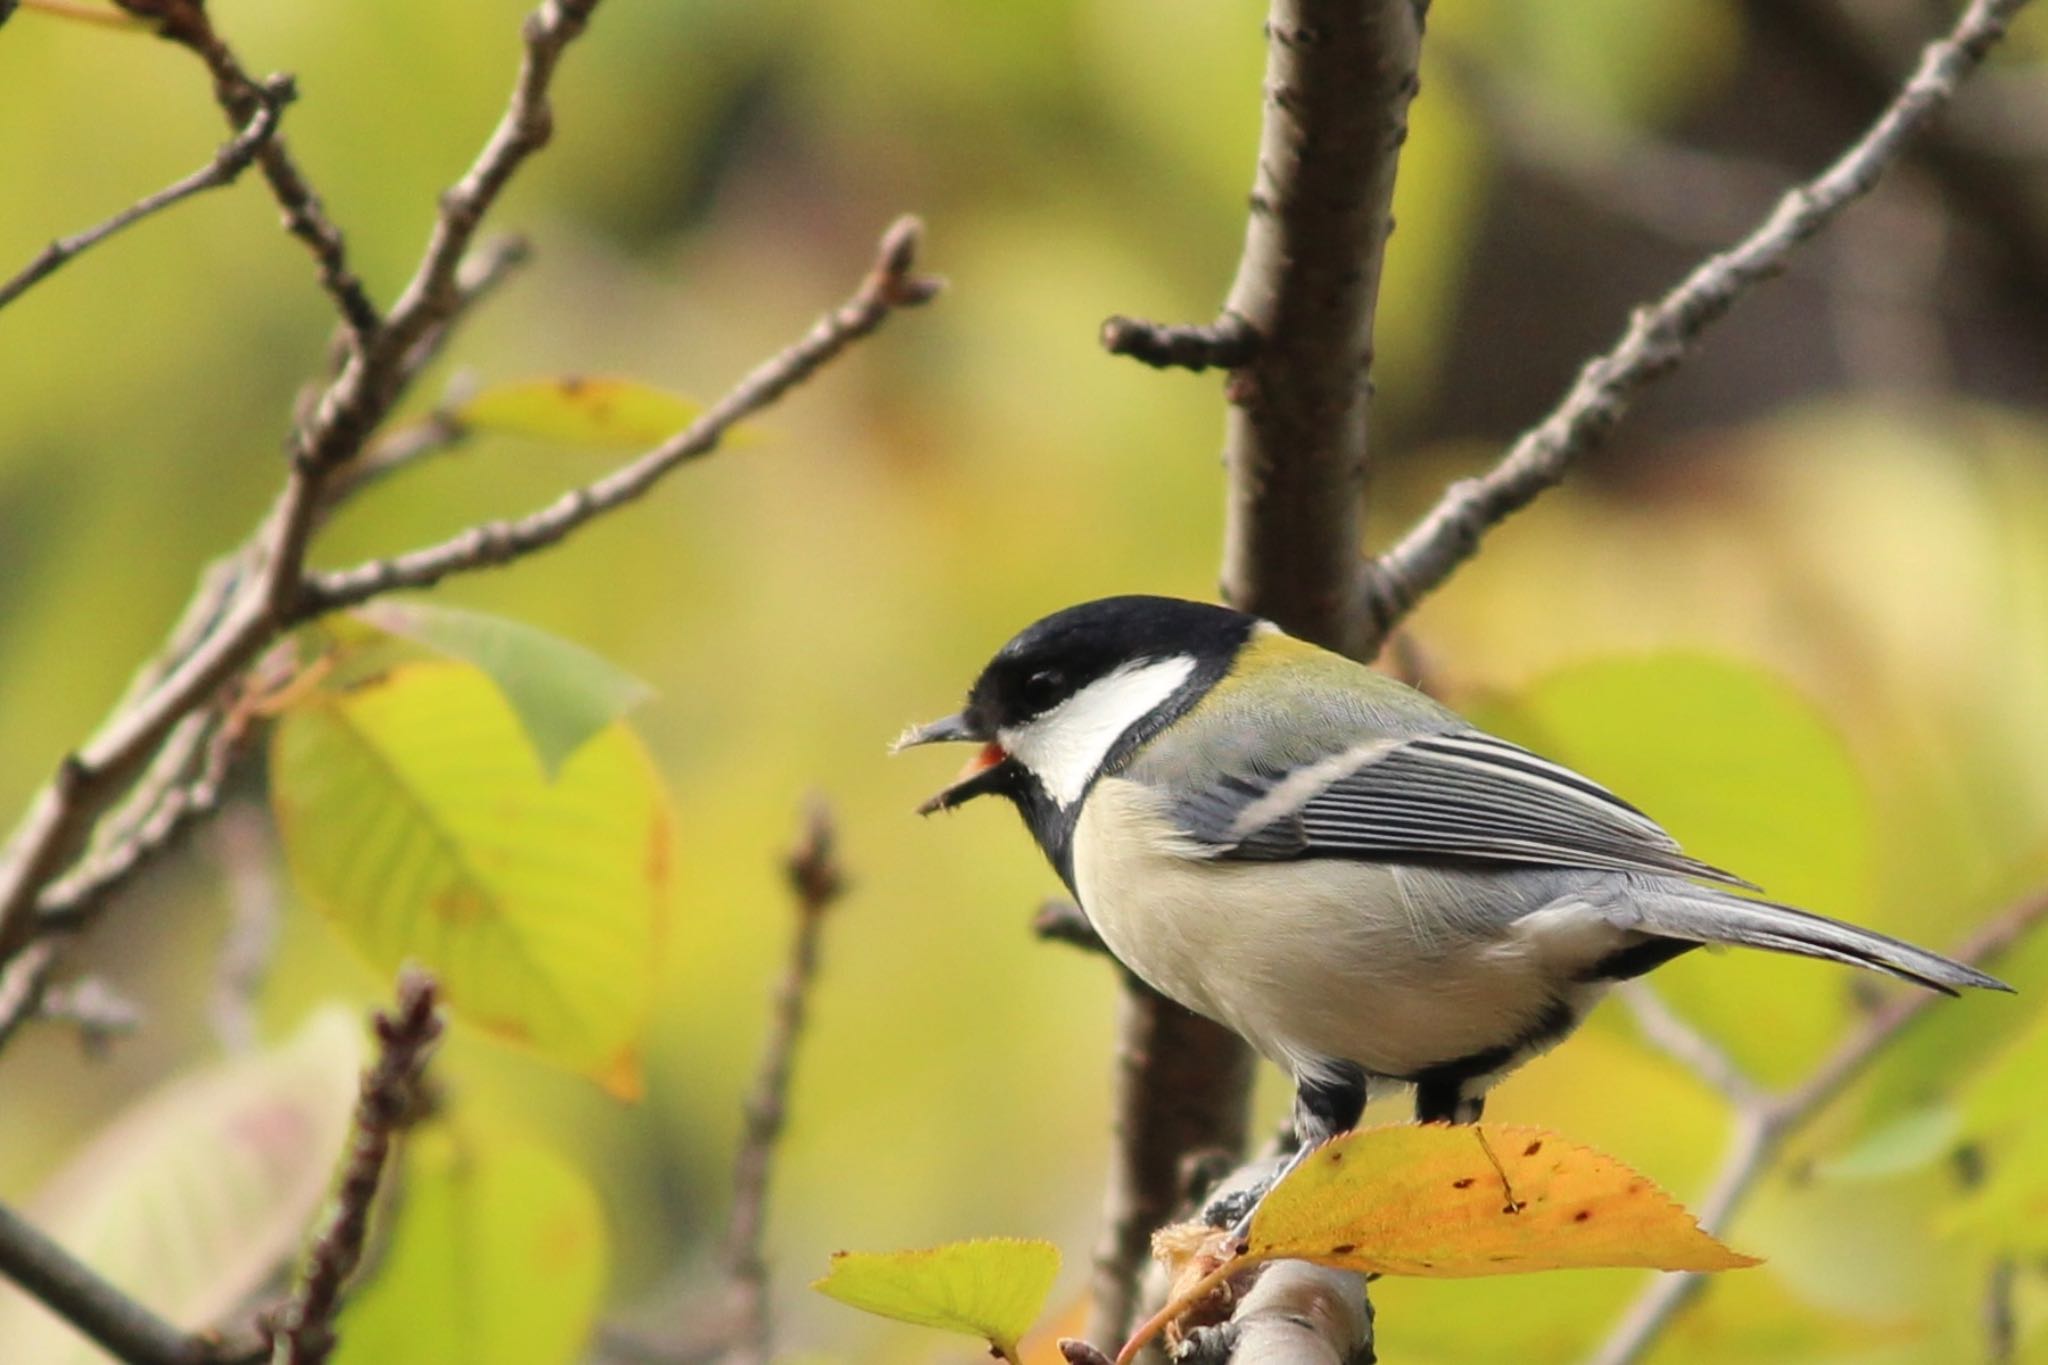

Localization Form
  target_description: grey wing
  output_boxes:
[1174,730,1758,890]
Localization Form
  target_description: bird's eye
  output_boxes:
[1022,668,1065,710]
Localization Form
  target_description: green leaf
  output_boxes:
[1471,653,1875,1084]
[353,601,653,777]
[812,1238,1060,1365]
[332,1123,607,1365]
[0,1009,363,1363]
[456,375,711,450]
[270,661,673,1092]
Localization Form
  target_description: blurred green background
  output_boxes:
[3,0,2048,1360]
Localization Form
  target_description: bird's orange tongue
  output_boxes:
[958,741,1005,781]
[917,741,1010,816]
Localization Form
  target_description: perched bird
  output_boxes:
[897,595,2005,1199]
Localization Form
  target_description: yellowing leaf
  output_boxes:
[353,601,653,777]
[812,1238,1060,1365]
[332,1123,608,1365]
[0,1010,363,1363]
[457,375,714,450]
[270,662,673,1085]
[1248,1124,1756,1277]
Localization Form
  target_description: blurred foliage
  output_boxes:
[2,0,2047,1363]
[0,1009,362,1362]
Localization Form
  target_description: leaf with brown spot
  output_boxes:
[1246,1124,1757,1278]
[458,375,742,451]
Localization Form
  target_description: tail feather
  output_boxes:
[1621,889,2011,996]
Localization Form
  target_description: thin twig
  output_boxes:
[1033,899,1111,956]
[0,0,617,976]
[0,941,57,1054]
[1744,0,2048,315]
[1615,983,1766,1110]
[722,801,847,1365]
[268,969,443,1365]
[1367,0,2034,650]
[301,216,942,611]
[1099,314,1258,372]
[1589,883,2048,1365]
[119,0,380,341]
[1087,2,1425,1348]
[0,1197,231,1365]
[0,77,289,313]
[37,700,252,927]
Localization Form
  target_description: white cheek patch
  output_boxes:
[1000,656,1197,808]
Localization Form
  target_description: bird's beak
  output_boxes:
[892,712,1012,815]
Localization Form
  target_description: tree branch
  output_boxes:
[1086,3,1425,1347]
[268,968,444,1365]
[1366,0,2033,649]
[0,1196,245,1365]
[0,0,610,981]
[1219,0,1424,656]
[1099,315,1258,373]
[299,216,941,612]
[0,76,289,313]
[1589,882,2048,1365]
[721,801,847,1365]
[1743,0,2048,316]
[117,0,378,341]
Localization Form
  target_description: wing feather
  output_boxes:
[1194,730,1756,889]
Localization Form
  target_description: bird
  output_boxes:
[895,594,2007,1216]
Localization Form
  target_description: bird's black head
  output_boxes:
[895,597,1256,873]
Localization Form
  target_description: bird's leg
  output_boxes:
[1202,1065,1367,1237]
[1412,1074,1486,1124]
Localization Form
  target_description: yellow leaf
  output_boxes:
[458,376,722,450]
[270,662,672,1086]
[812,1238,1060,1364]
[1249,1124,1757,1277]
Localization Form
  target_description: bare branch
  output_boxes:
[36,699,252,928]
[269,969,444,1365]
[1744,0,2048,314]
[1219,0,1423,657]
[1181,1262,1374,1365]
[0,0,616,977]
[300,216,942,612]
[0,942,57,1054]
[1589,882,2048,1365]
[1088,1,1424,1345]
[375,1,595,366]
[721,801,847,1365]
[1368,0,2034,649]
[0,1196,231,1365]
[1615,983,1766,1111]
[120,0,380,341]
[1033,899,1111,956]
[0,77,289,313]
[1099,314,1257,373]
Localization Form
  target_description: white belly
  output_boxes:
[1070,778,1610,1082]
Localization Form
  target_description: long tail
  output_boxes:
[1625,887,2011,996]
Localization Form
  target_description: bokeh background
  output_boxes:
[4,0,2048,1361]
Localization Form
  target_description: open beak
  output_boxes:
[892,712,1013,815]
